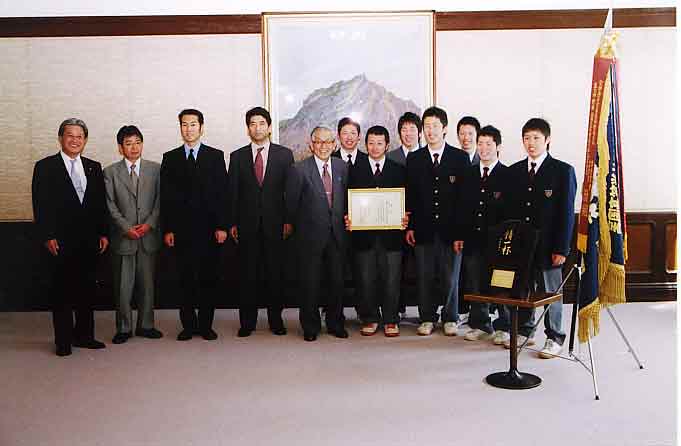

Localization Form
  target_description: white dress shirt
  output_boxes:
[251,140,271,172]
[60,151,87,191]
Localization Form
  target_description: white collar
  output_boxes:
[479,159,498,177]
[528,151,548,171]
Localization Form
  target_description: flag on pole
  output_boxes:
[576,13,628,343]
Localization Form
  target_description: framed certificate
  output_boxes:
[348,187,405,231]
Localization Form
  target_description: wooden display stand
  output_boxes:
[464,292,562,390]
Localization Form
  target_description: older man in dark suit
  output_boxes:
[160,109,228,341]
[228,107,294,337]
[286,126,349,341]
[32,118,109,356]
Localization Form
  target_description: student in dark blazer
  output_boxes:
[31,118,109,356]
[405,107,469,336]
[160,109,228,341]
[286,126,349,341]
[386,112,422,166]
[346,126,408,337]
[457,126,511,344]
[456,116,481,165]
[332,117,368,166]
[228,107,294,337]
[504,118,577,359]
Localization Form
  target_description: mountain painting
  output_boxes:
[280,74,421,160]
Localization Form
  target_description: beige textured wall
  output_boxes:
[0,27,675,220]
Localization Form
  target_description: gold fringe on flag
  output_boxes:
[579,299,601,342]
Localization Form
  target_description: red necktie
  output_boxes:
[254,147,264,186]
[482,166,489,182]
[374,162,381,177]
[322,163,332,207]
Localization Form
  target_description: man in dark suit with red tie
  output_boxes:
[286,126,349,341]
[346,126,407,337]
[228,107,294,337]
[32,118,109,356]
[160,109,228,341]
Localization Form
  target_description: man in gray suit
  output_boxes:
[286,126,349,341]
[104,125,163,344]
[387,111,422,166]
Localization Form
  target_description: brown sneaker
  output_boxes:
[384,323,400,337]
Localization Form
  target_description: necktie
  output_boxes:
[188,148,196,166]
[254,147,264,186]
[322,163,332,207]
[482,166,489,182]
[130,163,139,193]
[432,153,440,168]
[346,154,353,165]
[374,162,382,177]
[529,161,537,182]
[69,158,84,203]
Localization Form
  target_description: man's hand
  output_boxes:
[452,240,464,254]
[125,228,140,240]
[552,254,566,266]
[405,230,416,247]
[45,239,59,256]
[283,224,293,240]
[229,226,239,244]
[133,224,151,237]
[164,232,175,248]
[401,212,411,230]
[215,230,228,244]
[99,237,109,254]
[344,215,352,231]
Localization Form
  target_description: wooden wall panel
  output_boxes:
[665,223,677,273]
[626,223,653,273]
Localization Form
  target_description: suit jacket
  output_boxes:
[227,143,294,241]
[160,144,228,240]
[457,162,509,254]
[103,158,161,255]
[406,143,469,244]
[286,156,348,254]
[469,152,480,166]
[332,149,368,166]
[387,146,422,167]
[506,154,577,269]
[348,158,406,252]
[32,152,108,251]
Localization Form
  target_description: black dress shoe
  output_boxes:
[177,329,193,341]
[271,326,287,336]
[56,345,72,356]
[237,328,253,338]
[329,327,349,339]
[135,328,163,339]
[72,338,106,349]
[303,333,317,342]
[201,328,218,340]
[112,332,131,344]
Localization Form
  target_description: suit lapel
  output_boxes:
[118,159,137,198]
[307,157,327,200]
[331,158,344,209]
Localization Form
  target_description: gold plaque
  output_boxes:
[491,269,515,289]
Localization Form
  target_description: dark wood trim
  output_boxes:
[0,8,674,38]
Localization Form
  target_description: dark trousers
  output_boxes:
[414,234,456,323]
[355,239,402,324]
[298,234,344,336]
[238,226,285,330]
[463,251,494,333]
[176,235,220,333]
[49,243,98,348]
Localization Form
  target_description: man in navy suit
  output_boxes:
[504,118,577,358]
[228,107,294,337]
[160,109,228,341]
[405,107,469,336]
[32,118,109,356]
[346,126,408,337]
[286,126,349,341]
[458,125,511,344]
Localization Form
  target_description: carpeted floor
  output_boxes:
[0,302,675,446]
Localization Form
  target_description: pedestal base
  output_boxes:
[486,370,542,389]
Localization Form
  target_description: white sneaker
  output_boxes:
[503,335,535,349]
[492,330,510,345]
[538,339,563,359]
[417,322,434,336]
[443,322,459,336]
[464,328,493,341]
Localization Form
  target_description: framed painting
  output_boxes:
[262,11,435,160]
